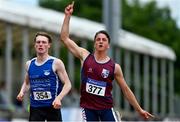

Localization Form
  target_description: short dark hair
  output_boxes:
[34,31,52,43]
[94,30,111,43]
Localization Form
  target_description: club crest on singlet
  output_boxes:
[87,68,93,73]
[44,70,50,76]
[101,68,110,78]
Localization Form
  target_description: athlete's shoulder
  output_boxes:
[82,53,93,65]
[48,56,56,60]
[114,63,123,76]
[115,63,121,69]
[49,56,64,68]
[49,56,62,62]
[25,57,36,71]
[27,57,36,63]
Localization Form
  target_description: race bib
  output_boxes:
[33,91,52,100]
[86,78,106,96]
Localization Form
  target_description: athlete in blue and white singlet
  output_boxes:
[17,32,71,121]
[28,56,62,107]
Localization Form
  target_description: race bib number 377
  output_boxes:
[86,78,107,96]
[33,91,52,100]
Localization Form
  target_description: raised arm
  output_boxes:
[60,1,89,61]
[114,63,154,120]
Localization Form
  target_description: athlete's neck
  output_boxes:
[36,54,49,63]
[94,52,109,62]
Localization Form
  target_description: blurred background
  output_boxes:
[0,0,180,121]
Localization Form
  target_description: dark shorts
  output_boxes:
[29,106,62,121]
[81,107,119,121]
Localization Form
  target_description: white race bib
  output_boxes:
[33,91,52,100]
[86,78,106,96]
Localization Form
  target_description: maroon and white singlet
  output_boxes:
[80,54,115,110]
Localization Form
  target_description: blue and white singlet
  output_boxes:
[28,56,62,107]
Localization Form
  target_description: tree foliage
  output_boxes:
[122,0,180,94]
[39,0,102,22]
[39,0,180,94]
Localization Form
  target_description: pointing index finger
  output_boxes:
[71,1,74,6]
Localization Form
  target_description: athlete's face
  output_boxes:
[34,35,50,54]
[94,33,110,52]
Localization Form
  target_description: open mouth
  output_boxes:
[38,48,43,51]
[99,45,103,47]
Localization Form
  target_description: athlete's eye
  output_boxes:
[102,38,107,42]
[96,38,101,41]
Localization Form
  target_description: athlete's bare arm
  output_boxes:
[52,59,72,109]
[60,1,89,63]
[17,61,30,101]
[114,63,154,120]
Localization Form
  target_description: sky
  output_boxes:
[9,0,38,6]
[8,0,180,27]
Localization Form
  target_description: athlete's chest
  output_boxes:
[84,59,114,80]
[29,60,53,77]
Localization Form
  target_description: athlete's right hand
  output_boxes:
[65,1,74,15]
[16,92,24,101]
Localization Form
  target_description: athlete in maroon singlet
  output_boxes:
[81,54,115,110]
[60,1,154,121]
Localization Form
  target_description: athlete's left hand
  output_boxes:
[52,97,62,109]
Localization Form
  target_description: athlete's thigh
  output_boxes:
[29,107,45,121]
[100,108,118,121]
[81,108,99,121]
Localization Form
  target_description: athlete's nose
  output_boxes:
[99,38,103,43]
